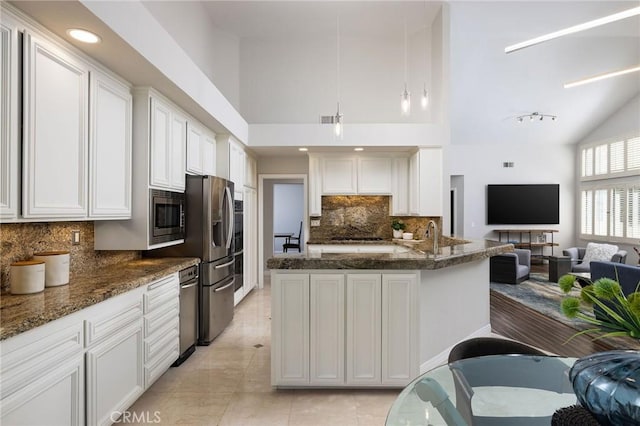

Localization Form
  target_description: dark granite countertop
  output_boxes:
[1,257,199,341]
[267,239,513,270]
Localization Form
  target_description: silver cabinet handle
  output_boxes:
[214,281,235,293]
[180,282,198,289]
[214,260,235,269]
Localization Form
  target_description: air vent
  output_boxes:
[503,162,515,168]
[320,115,336,124]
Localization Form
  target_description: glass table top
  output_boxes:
[386,355,578,426]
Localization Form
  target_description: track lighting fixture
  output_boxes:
[516,112,557,123]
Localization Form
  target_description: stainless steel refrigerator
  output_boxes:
[152,175,235,345]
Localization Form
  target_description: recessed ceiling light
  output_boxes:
[298,147,308,152]
[505,6,640,53]
[354,147,364,152]
[564,65,640,88]
[66,29,101,44]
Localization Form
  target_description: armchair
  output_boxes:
[490,248,531,284]
[563,244,627,273]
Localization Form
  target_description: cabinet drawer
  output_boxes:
[145,342,179,389]
[1,322,83,399]
[145,321,179,364]
[85,298,143,347]
[144,274,179,314]
[144,300,179,339]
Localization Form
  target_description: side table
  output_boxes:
[548,255,572,282]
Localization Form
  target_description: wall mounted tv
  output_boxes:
[487,184,559,225]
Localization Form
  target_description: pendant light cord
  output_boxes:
[337,15,340,106]
[404,20,408,86]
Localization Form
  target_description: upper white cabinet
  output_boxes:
[89,70,132,218]
[245,155,257,189]
[308,155,322,216]
[391,157,409,215]
[358,157,393,194]
[186,120,216,176]
[22,30,89,218]
[322,158,357,194]
[150,96,185,192]
[229,140,246,196]
[0,15,19,220]
[409,147,443,217]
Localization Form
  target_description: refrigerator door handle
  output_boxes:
[214,280,235,293]
[225,186,234,249]
[214,259,235,269]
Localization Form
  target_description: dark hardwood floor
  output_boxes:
[490,262,640,357]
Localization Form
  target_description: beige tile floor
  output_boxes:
[128,279,400,425]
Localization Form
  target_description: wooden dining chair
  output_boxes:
[283,221,302,253]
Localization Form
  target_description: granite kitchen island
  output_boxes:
[266,238,512,388]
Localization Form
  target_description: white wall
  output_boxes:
[449,143,576,252]
[273,184,305,253]
[240,30,435,125]
[142,1,241,110]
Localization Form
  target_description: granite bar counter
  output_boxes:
[267,238,513,270]
[1,257,199,340]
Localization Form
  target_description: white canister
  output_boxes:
[33,251,70,287]
[10,260,46,294]
[402,232,414,240]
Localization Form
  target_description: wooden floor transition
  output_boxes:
[490,262,637,357]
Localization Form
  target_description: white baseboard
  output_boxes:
[419,324,493,374]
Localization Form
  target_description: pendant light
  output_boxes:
[400,21,411,115]
[334,16,343,139]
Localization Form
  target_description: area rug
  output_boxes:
[490,272,587,329]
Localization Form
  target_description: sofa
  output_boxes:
[589,261,640,321]
[490,249,531,284]
[563,243,627,273]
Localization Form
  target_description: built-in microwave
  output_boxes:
[149,189,185,245]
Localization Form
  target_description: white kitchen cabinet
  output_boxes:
[186,120,215,176]
[0,316,84,426]
[271,270,418,388]
[143,273,180,389]
[89,70,132,219]
[0,14,19,221]
[382,273,419,385]
[409,147,443,217]
[391,157,409,215]
[346,274,382,386]
[150,96,186,192]
[229,140,245,198]
[358,157,392,194]
[309,274,345,385]
[22,30,89,218]
[271,273,310,386]
[245,154,257,189]
[308,154,322,216]
[242,187,258,297]
[85,288,145,426]
[322,157,357,194]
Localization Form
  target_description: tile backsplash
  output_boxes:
[0,221,139,290]
[309,196,440,241]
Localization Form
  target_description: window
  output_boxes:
[579,135,640,243]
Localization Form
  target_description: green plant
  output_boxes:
[391,219,406,231]
[558,274,640,340]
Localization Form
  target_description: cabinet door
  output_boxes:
[409,152,419,215]
[1,356,84,426]
[170,111,186,191]
[23,31,89,218]
[322,158,357,194]
[243,187,257,294]
[89,71,132,218]
[186,121,203,175]
[391,157,409,215]
[202,132,216,176]
[271,273,309,386]
[346,274,382,386]
[358,157,392,194]
[229,141,245,191]
[149,97,172,189]
[308,155,322,216]
[417,148,443,216]
[245,155,257,189]
[86,321,144,426]
[0,17,18,220]
[309,274,345,385]
[382,274,418,386]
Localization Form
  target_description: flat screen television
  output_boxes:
[487,184,559,225]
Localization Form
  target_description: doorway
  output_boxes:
[258,174,308,288]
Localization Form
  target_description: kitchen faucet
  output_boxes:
[426,220,438,253]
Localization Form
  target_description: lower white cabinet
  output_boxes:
[271,270,418,387]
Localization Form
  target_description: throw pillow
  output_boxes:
[581,242,619,264]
